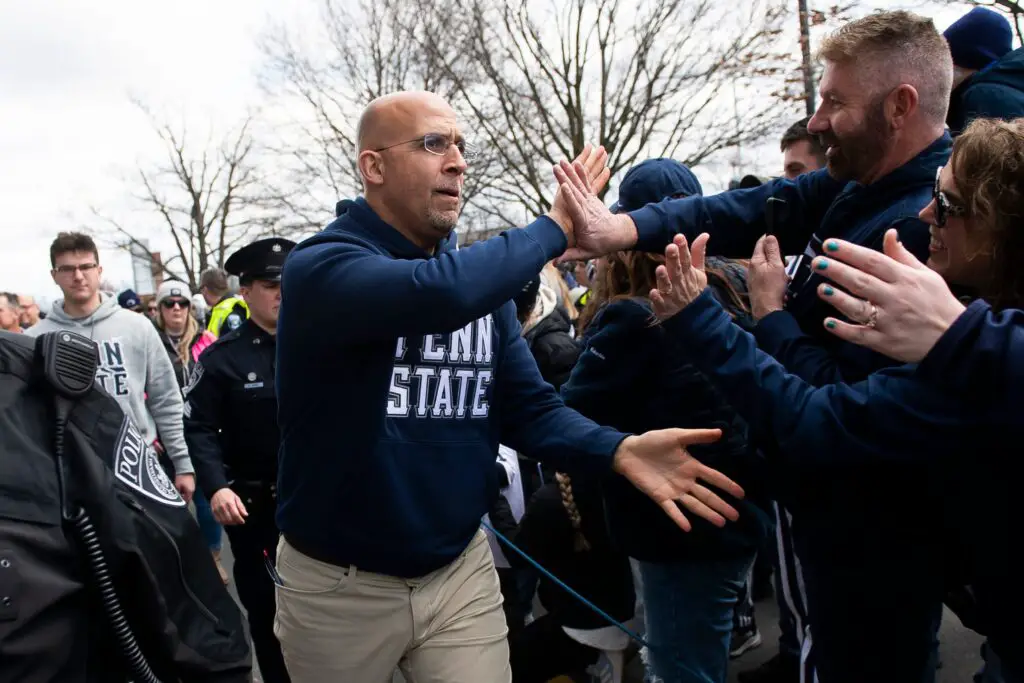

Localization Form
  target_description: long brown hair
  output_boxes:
[949,118,1024,311]
[577,251,749,331]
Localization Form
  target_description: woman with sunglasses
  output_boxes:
[154,279,226,582]
[645,117,1024,683]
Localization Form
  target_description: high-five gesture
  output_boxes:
[553,158,639,261]
[548,144,612,237]
[650,233,711,320]
[613,428,744,531]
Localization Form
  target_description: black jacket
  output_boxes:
[948,47,1024,136]
[523,304,580,391]
[561,284,772,563]
[0,330,251,683]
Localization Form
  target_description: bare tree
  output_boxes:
[262,0,799,233]
[93,103,278,292]
[259,0,498,233]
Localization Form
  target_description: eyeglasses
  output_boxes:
[934,166,967,228]
[161,299,190,310]
[374,133,479,162]
[54,263,98,276]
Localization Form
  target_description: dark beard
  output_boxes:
[821,99,893,183]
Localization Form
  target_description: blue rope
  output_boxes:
[481,519,703,680]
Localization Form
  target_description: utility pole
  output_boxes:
[798,0,816,116]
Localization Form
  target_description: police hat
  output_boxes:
[224,238,296,284]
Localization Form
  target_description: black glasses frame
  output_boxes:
[934,166,967,228]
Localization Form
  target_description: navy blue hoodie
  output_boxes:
[660,291,1022,682]
[948,47,1024,136]
[626,134,951,387]
[275,198,627,578]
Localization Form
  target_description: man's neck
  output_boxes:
[63,295,101,320]
[364,195,437,254]
[2,323,21,333]
[859,125,945,186]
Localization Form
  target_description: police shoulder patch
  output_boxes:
[113,416,186,507]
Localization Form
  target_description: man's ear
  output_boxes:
[358,150,385,187]
[888,84,919,130]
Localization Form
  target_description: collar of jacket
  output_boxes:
[333,197,459,259]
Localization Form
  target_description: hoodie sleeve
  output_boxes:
[143,323,193,475]
[626,170,845,258]
[289,216,568,344]
[495,305,627,472]
[916,300,1024,422]
[659,289,964,464]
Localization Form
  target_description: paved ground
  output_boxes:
[221,543,984,682]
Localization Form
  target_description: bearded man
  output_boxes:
[553,10,954,683]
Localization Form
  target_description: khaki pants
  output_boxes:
[274,530,511,683]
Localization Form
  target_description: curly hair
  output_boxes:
[950,118,1024,311]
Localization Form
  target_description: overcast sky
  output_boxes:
[0,0,978,307]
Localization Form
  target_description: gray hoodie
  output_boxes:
[26,293,193,475]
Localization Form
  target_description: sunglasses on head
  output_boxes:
[161,299,190,310]
[934,165,967,228]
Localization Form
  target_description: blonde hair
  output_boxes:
[818,11,952,125]
[555,473,590,552]
[543,262,579,322]
[157,306,199,370]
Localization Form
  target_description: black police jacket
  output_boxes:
[0,330,251,682]
[184,320,280,498]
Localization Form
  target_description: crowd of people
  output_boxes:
[3,5,1024,683]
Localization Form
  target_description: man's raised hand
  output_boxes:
[552,158,638,261]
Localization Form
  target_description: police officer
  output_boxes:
[184,237,295,683]
[201,267,249,337]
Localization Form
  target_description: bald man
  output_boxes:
[273,91,744,682]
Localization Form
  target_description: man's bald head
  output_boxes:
[356,91,457,152]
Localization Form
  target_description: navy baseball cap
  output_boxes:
[117,289,141,309]
[610,158,704,214]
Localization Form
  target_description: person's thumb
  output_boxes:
[883,228,926,269]
[764,235,783,265]
[672,427,723,447]
[751,235,767,264]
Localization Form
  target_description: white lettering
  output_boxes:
[471,369,492,418]
[474,315,493,364]
[387,366,411,416]
[422,334,445,362]
[454,369,475,418]
[413,367,436,417]
[431,368,455,418]
[394,337,407,361]
[449,323,474,363]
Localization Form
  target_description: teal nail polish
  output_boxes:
[816,259,829,271]
[826,240,839,252]
[823,285,834,296]
[825,320,837,329]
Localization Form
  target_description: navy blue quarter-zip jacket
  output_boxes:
[275,198,627,578]
[627,134,951,386]
[660,290,1023,682]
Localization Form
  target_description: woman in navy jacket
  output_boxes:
[560,159,772,683]
[646,118,1024,683]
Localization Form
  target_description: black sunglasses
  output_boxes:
[161,299,190,310]
[934,166,967,228]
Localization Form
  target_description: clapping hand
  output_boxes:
[551,157,638,261]
[548,144,611,237]
[650,233,711,320]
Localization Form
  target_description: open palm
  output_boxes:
[613,428,743,532]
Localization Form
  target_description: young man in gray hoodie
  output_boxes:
[26,232,195,501]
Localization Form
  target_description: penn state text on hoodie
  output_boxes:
[658,290,1022,681]
[25,293,192,476]
[625,134,951,387]
[275,198,627,578]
